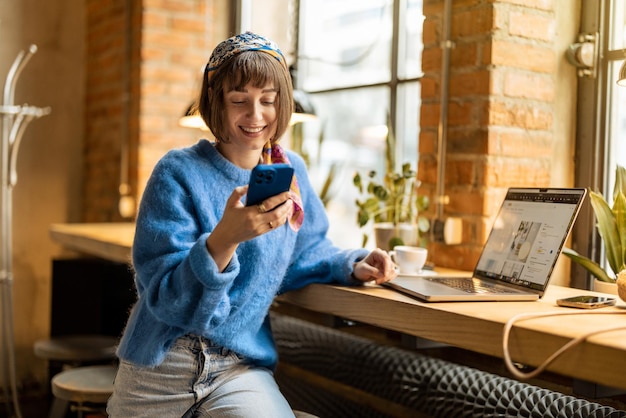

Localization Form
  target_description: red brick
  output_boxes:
[429,242,481,271]
[418,130,438,154]
[452,6,494,38]
[508,11,555,41]
[421,47,442,73]
[487,128,553,157]
[484,99,553,130]
[445,160,477,186]
[422,17,438,46]
[450,42,479,68]
[419,103,440,128]
[484,158,551,187]
[487,40,556,73]
[447,189,486,216]
[420,76,438,99]
[495,0,554,11]
[448,128,489,154]
[447,101,473,126]
[449,70,491,97]
[503,71,554,101]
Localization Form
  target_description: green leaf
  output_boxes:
[562,247,614,282]
[589,190,622,276]
[319,164,336,207]
[614,190,626,273]
[388,237,404,250]
[614,165,626,198]
[357,208,369,227]
[353,172,362,192]
[417,217,430,233]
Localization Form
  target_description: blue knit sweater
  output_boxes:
[116,140,368,368]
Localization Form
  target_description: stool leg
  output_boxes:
[48,397,69,418]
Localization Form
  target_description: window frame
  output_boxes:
[572,0,624,288]
[294,0,423,171]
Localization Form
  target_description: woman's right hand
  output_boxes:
[206,186,294,271]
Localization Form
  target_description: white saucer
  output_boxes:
[394,268,438,277]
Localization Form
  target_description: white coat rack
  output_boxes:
[0,44,50,418]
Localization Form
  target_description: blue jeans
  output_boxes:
[107,334,296,417]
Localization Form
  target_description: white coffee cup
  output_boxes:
[389,245,428,274]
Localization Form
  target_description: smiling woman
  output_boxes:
[105,31,396,418]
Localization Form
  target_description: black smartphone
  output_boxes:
[556,295,616,309]
[246,164,294,207]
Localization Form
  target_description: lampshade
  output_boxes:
[178,102,209,130]
[290,89,317,125]
[618,59,626,87]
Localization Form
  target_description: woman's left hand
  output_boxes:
[352,248,397,285]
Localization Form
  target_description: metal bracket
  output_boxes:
[567,32,599,78]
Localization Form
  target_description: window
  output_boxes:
[573,0,626,288]
[296,0,424,248]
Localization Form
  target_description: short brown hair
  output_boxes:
[197,51,294,144]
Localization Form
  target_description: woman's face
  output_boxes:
[223,82,278,152]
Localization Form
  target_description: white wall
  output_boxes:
[0,0,84,387]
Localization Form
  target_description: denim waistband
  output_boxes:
[175,333,233,356]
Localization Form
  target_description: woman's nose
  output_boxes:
[246,102,263,119]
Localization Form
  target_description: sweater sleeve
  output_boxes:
[131,152,239,333]
[278,152,369,293]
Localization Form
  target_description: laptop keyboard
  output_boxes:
[429,277,516,294]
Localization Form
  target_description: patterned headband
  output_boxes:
[206,31,287,81]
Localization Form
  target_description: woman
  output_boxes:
[107,31,397,417]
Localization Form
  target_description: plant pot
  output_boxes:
[593,278,618,295]
[374,222,418,251]
[617,270,626,303]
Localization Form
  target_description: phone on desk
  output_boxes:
[246,164,294,207]
[556,295,616,309]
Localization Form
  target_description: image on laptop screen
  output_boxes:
[473,188,584,291]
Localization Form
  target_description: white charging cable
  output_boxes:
[502,310,626,380]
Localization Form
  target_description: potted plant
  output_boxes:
[562,165,626,300]
[351,113,430,250]
[353,163,430,250]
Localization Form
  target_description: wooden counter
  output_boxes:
[49,222,626,391]
[50,222,134,264]
[278,283,626,391]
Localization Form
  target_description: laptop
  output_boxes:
[383,188,587,302]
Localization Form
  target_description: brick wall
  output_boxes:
[419,0,557,270]
[137,0,215,199]
[84,0,137,221]
[84,0,218,221]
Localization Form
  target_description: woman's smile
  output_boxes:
[240,125,266,134]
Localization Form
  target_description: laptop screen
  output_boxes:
[474,188,586,291]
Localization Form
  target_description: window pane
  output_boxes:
[396,81,420,170]
[246,0,291,55]
[398,0,425,79]
[301,87,390,248]
[608,0,626,50]
[606,60,626,190]
[299,0,393,90]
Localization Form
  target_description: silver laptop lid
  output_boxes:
[472,188,587,292]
